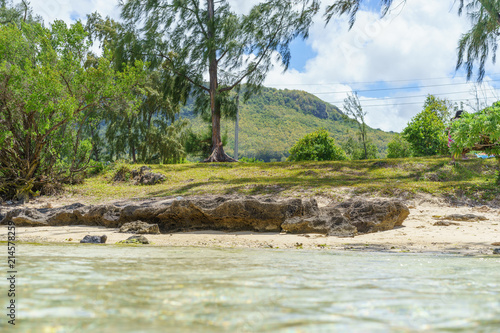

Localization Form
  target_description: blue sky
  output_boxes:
[28,0,500,132]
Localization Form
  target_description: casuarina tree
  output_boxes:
[120,0,319,162]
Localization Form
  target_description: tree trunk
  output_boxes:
[497,156,500,185]
[128,121,137,163]
[203,0,236,163]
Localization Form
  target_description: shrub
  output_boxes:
[287,129,347,161]
[387,134,412,158]
[402,108,448,157]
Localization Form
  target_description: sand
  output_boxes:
[1,195,500,255]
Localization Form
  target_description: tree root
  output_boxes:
[203,144,238,163]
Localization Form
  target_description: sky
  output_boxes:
[28,0,500,132]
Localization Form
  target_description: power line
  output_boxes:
[337,97,488,108]
[267,73,500,87]
[310,79,500,95]
[325,90,473,105]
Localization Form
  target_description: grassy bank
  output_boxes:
[66,156,499,204]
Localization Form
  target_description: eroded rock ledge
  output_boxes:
[0,197,409,237]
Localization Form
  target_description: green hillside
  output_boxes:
[181,86,395,161]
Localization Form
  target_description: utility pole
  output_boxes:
[234,94,239,160]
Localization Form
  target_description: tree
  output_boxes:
[423,95,454,125]
[325,0,500,81]
[85,13,189,164]
[287,128,347,161]
[0,20,145,200]
[0,0,41,26]
[449,102,500,183]
[386,134,411,158]
[402,96,450,157]
[343,92,371,159]
[342,137,378,160]
[120,0,319,162]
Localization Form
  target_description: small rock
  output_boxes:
[492,242,500,246]
[493,248,500,255]
[80,235,107,244]
[433,221,460,226]
[120,235,149,244]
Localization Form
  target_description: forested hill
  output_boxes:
[181,86,395,161]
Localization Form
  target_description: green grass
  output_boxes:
[66,156,499,203]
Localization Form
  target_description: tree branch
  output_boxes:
[157,50,210,92]
[220,13,286,93]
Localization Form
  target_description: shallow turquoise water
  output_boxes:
[2,245,500,332]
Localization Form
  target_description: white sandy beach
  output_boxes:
[1,195,499,255]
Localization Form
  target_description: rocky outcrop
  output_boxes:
[333,199,410,233]
[132,166,166,185]
[119,221,160,234]
[113,166,166,185]
[80,235,107,244]
[0,196,410,236]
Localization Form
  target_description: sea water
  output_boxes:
[2,245,500,332]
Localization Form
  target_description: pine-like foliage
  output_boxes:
[120,0,319,161]
[85,13,189,164]
[457,0,500,81]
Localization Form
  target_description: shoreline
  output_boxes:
[1,194,499,256]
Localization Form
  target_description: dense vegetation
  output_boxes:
[449,102,500,183]
[0,19,145,200]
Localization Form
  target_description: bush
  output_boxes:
[239,157,264,163]
[402,108,448,157]
[287,129,347,161]
[387,134,412,158]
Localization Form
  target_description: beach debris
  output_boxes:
[80,235,107,244]
[492,242,500,246]
[433,221,461,226]
[118,235,149,245]
[119,221,160,234]
[473,205,491,212]
[438,214,488,222]
[493,248,500,255]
